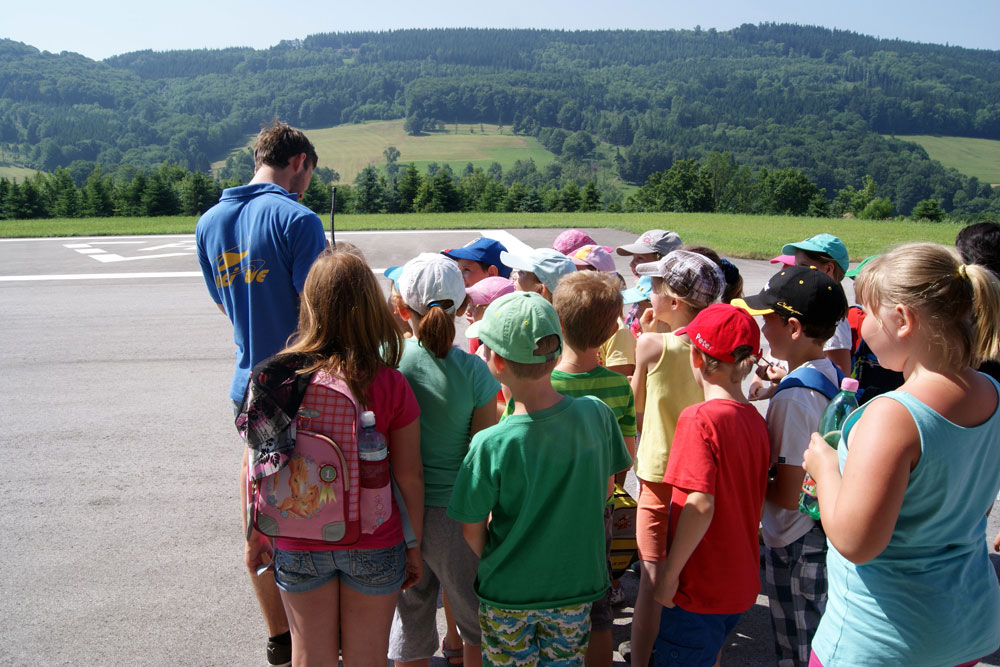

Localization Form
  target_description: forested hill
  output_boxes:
[2,25,1000,215]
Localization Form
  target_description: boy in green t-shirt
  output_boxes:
[551,271,638,667]
[448,291,633,667]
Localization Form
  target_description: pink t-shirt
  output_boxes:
[663,399,770,614]
[275,366,420,552]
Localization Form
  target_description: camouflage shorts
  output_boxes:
[479,601,592,667]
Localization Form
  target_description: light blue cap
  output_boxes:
[622,276,653,304]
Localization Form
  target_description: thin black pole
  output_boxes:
[330,185,336,246]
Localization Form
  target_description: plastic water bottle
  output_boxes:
[358,411,389,489]
[799,377,859,520]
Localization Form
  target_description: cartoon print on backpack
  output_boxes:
[268,454,336,519]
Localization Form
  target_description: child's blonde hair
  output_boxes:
[553,272,622,350]
[650,277,714,312]
[855,242,1000,369]
[282,251,403,400]
[697,346,758,384]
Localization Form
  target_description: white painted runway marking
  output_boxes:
[0,272,205,282]
[63,240,196,263]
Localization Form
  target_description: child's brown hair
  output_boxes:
[553,272,623,351]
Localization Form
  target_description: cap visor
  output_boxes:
[731,297,774,317]
[465,320,483,339]
[616,243,653,256]
[633,261,660,276]
[441,248,480,261]
[621,288,648,304]
[672,325,690,337]
[498,251,536,272]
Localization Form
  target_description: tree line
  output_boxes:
[2,153,989,222]
[2,25,1000,217]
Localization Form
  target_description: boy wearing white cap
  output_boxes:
[449,292,632,667]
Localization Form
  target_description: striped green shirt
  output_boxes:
[550,366,637,438]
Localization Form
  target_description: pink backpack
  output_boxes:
[247,371,393,543]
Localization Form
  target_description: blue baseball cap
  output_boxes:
[442,238,511,278]
[622,276,653,304]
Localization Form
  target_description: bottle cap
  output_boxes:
[840,377,859,392]
[360,411,376,427]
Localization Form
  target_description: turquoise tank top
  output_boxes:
[812,374,1000,666]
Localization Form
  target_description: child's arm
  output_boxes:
[389,419,425,589]
[767,464,806,511]
[631,333,662,432]
[461,520,488,557]
[654,490,715,607]
[803,397,919,563]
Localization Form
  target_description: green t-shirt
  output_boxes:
[550,366,637,438]
[398,338,501,507]
[448,395,633,609]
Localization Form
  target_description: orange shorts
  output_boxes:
[636,478,672,562]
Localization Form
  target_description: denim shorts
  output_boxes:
[273,542,406,596]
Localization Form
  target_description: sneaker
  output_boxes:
[609,583,627,607]
[266,640,292,667]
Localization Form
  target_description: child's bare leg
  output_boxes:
[585,628,613,667]
[630,560,664,667]
[441,590,464,666]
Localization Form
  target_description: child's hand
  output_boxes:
[748,375,775,401]
[803,432,839,482]
[993,529,1000,553]
[765,364,787,383]
[401,545,423,589]
[653,571,679,608]
[638,307,658,334]
[245,528,274,573]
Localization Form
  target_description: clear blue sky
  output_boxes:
[4,0,997,60]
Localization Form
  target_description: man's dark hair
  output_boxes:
[253,119,318,170]
[956,221,1000,278]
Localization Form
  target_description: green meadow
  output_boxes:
[0,211,964,260]
[0,165,41,182]
[213,120,556,184]
[891,135,1000,185]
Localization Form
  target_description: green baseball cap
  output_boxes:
[845,255,878,280]
[465,291,563,364]
[782,233,849,273]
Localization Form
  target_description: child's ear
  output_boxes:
[689,345,705,370]
[397,303,413,322]
[895,303,916,338]
[786,316,804,340]
[487,265,499,278]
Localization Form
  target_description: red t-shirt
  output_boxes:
[275,366,420,552]
[663,399,770,614]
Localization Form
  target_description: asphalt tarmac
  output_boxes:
[1,228,997,666]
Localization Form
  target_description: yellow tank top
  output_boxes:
[635,334,704,482]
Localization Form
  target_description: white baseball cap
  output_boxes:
[398,253,467,316]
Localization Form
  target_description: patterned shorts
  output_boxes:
[479,602,592,667]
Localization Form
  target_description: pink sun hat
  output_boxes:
[569,244,616,272]
[466,276,516,306]
[553,229,597,256]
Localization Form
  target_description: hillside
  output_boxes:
[2,26,1000,215]
[212,120,557,184]
[891,135,1000,185]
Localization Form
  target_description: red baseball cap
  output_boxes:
[674,303,760,363]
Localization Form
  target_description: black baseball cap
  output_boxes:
[733,265,847,329]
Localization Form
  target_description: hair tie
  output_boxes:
[958,264,969,281]
[719,259,741,284]
[427,301,444,310]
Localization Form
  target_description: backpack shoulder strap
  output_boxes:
[773,366,842,400]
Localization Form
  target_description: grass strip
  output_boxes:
[0,211,965,260]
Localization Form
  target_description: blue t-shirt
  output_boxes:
[196,183,326,401]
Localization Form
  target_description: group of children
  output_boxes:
[250,224,1000,667]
